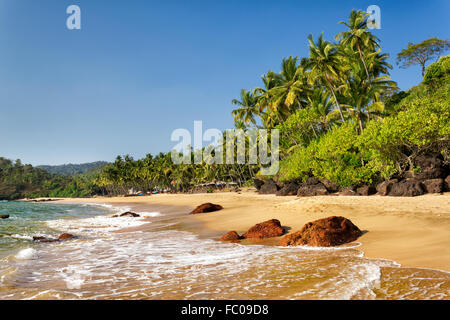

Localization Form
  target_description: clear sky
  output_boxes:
[0,0,449,165]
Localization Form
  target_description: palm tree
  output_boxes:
[336,10,380,80]
[307,89,333,132]
[267,56,310,120]
[306,33,345,121]
[339,67,398,133]
[231,89,260,126]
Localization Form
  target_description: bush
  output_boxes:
[278,81,450,187]
[279,122,376,187]
[424,55,450,88]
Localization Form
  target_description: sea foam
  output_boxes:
[15,248,39,260]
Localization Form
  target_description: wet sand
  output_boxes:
[55,190,450,272]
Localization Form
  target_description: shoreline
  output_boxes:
[53,190,450,272]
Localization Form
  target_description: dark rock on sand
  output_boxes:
[405,154,447,180]
[305,177,321,185]
[190,203,223,214]
[33,233,76,242]
[356,185,377,196]
[422,178,444,194]
[276,182,300,196]
[220,231,242,242]
[320,179,338,193]
[119,211,140,217]
[58,233,76,240]
[388,179,425,197]
[297,183,328,197]
[279,216,362,247]
[445,175,450,191]
[32,236,59,243]
[405,167,447,180]
[253,178,265,191]
[0,214,9,219]
[376,179,399,196]
[242,219,285,239]
[339,187,359,196]
[258,179,280,194]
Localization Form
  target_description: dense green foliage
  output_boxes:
[232,10,449,188]
[37,161,108,176]
[0,157,101,200]
[1,9,448,199]
[278,61,450,186]
[95,149,258,195]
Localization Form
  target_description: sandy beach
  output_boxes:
[56,189,450,273]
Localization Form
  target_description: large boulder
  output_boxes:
[376,179,398,196]
[297,183,328,197]
[220,231,242,242]
[422,178,444,194]
[405,154,447,180]
[189,203,223,214]
[388,179,425,197]
[356,185,377,196]
[405,167,447,180]
[276,182,300,196]
[242,219,285,239]
[279,216,362,247]
[258,179,280,194]
[0,214,9,219]
[253,179,265,191]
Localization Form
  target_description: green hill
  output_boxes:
[37,161,108,176]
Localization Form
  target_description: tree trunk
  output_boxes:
[327,80,345,121]
[356,40,370,80]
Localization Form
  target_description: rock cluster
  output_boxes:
[253,154,449,197]
[220,219,286,242]
[33,233,77,243]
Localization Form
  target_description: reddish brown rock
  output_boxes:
[58,233,76,240]
[0,214,9,219]
[242,219,285,239]
[220,231,242,242]
[279,216,362,247]
[189,203,223,214]
[119,211,140,217]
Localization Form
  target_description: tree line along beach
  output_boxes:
[0,9,449,299]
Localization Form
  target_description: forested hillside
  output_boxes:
[37,161,108,176]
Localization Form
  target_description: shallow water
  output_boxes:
[0,201,449,300]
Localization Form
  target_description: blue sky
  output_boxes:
[0,0,448,165]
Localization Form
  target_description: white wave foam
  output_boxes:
[15,248,39,260]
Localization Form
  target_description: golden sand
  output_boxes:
[55,190,450,272]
